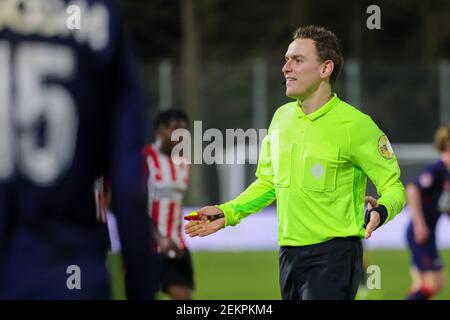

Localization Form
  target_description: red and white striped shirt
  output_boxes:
[143,144,190,250]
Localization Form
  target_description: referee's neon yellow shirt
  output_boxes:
[218,93,406,246]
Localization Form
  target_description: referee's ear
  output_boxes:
[320,60,334,81]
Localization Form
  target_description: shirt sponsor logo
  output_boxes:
[378,135,394,159]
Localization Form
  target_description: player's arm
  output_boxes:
[218,128,277,226]
[350,115,406,235]
[151,223,179,256]
[407,183,429,243]
[218,177,275,226]
[185,132,276,237]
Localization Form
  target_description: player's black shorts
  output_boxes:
[279,236,362,300]
[160,248,194,293]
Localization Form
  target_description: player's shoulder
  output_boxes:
[266,101,297,131]
[142,144,156,156]
[276,100,297,113]
[336,100,381,133]
[142,143,153,153]
[424,160,446,175]
[272,101,297,120]
[336,99,371,122]
[416,160,444,189]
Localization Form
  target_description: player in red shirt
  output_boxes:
[143,110,193,300]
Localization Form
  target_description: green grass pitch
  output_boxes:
[189,249,450,300]
[109,249,450,300]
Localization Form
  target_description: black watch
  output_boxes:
[363,205,388,230]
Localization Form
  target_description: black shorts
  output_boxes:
[160,249,194,293]
[279,237,362,300]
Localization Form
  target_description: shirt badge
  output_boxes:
[378,135,394,159]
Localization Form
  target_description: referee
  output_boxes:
[185,25,406,300]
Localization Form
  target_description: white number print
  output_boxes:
[0,42,78,185]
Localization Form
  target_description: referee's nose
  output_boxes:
[282,60,292,75]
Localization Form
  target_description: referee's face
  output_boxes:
[282,38,323,99]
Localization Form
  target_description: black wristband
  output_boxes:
[363,205,388,230]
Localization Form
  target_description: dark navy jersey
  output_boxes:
[413,159,450,229]
[0,0,157,299]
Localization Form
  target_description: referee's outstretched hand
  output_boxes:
[184,206,225,238]
[364,196,380,239]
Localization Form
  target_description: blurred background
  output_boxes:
[116,0,450,299]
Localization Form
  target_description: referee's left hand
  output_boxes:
[364,196,380,239]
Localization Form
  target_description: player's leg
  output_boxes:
[361,248,369,285]
[409,266,422,292]
[301,237,362,300]
[406,222,427,299]
[422,269,446,294]
[406,270,436,300]
[161,249,194,300]
[355,245,372,300]
[406,232,442,300]
[278,247,302,300]
[167,285,193,300]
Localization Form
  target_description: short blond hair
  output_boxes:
[434,126,450,152]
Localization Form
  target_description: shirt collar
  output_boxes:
[296,93,340,121]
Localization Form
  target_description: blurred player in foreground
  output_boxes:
[0,0,157,299]
[94,177,126,300]
[144,110,193,300]
[185,25,406,300]
[405,126,450,300]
